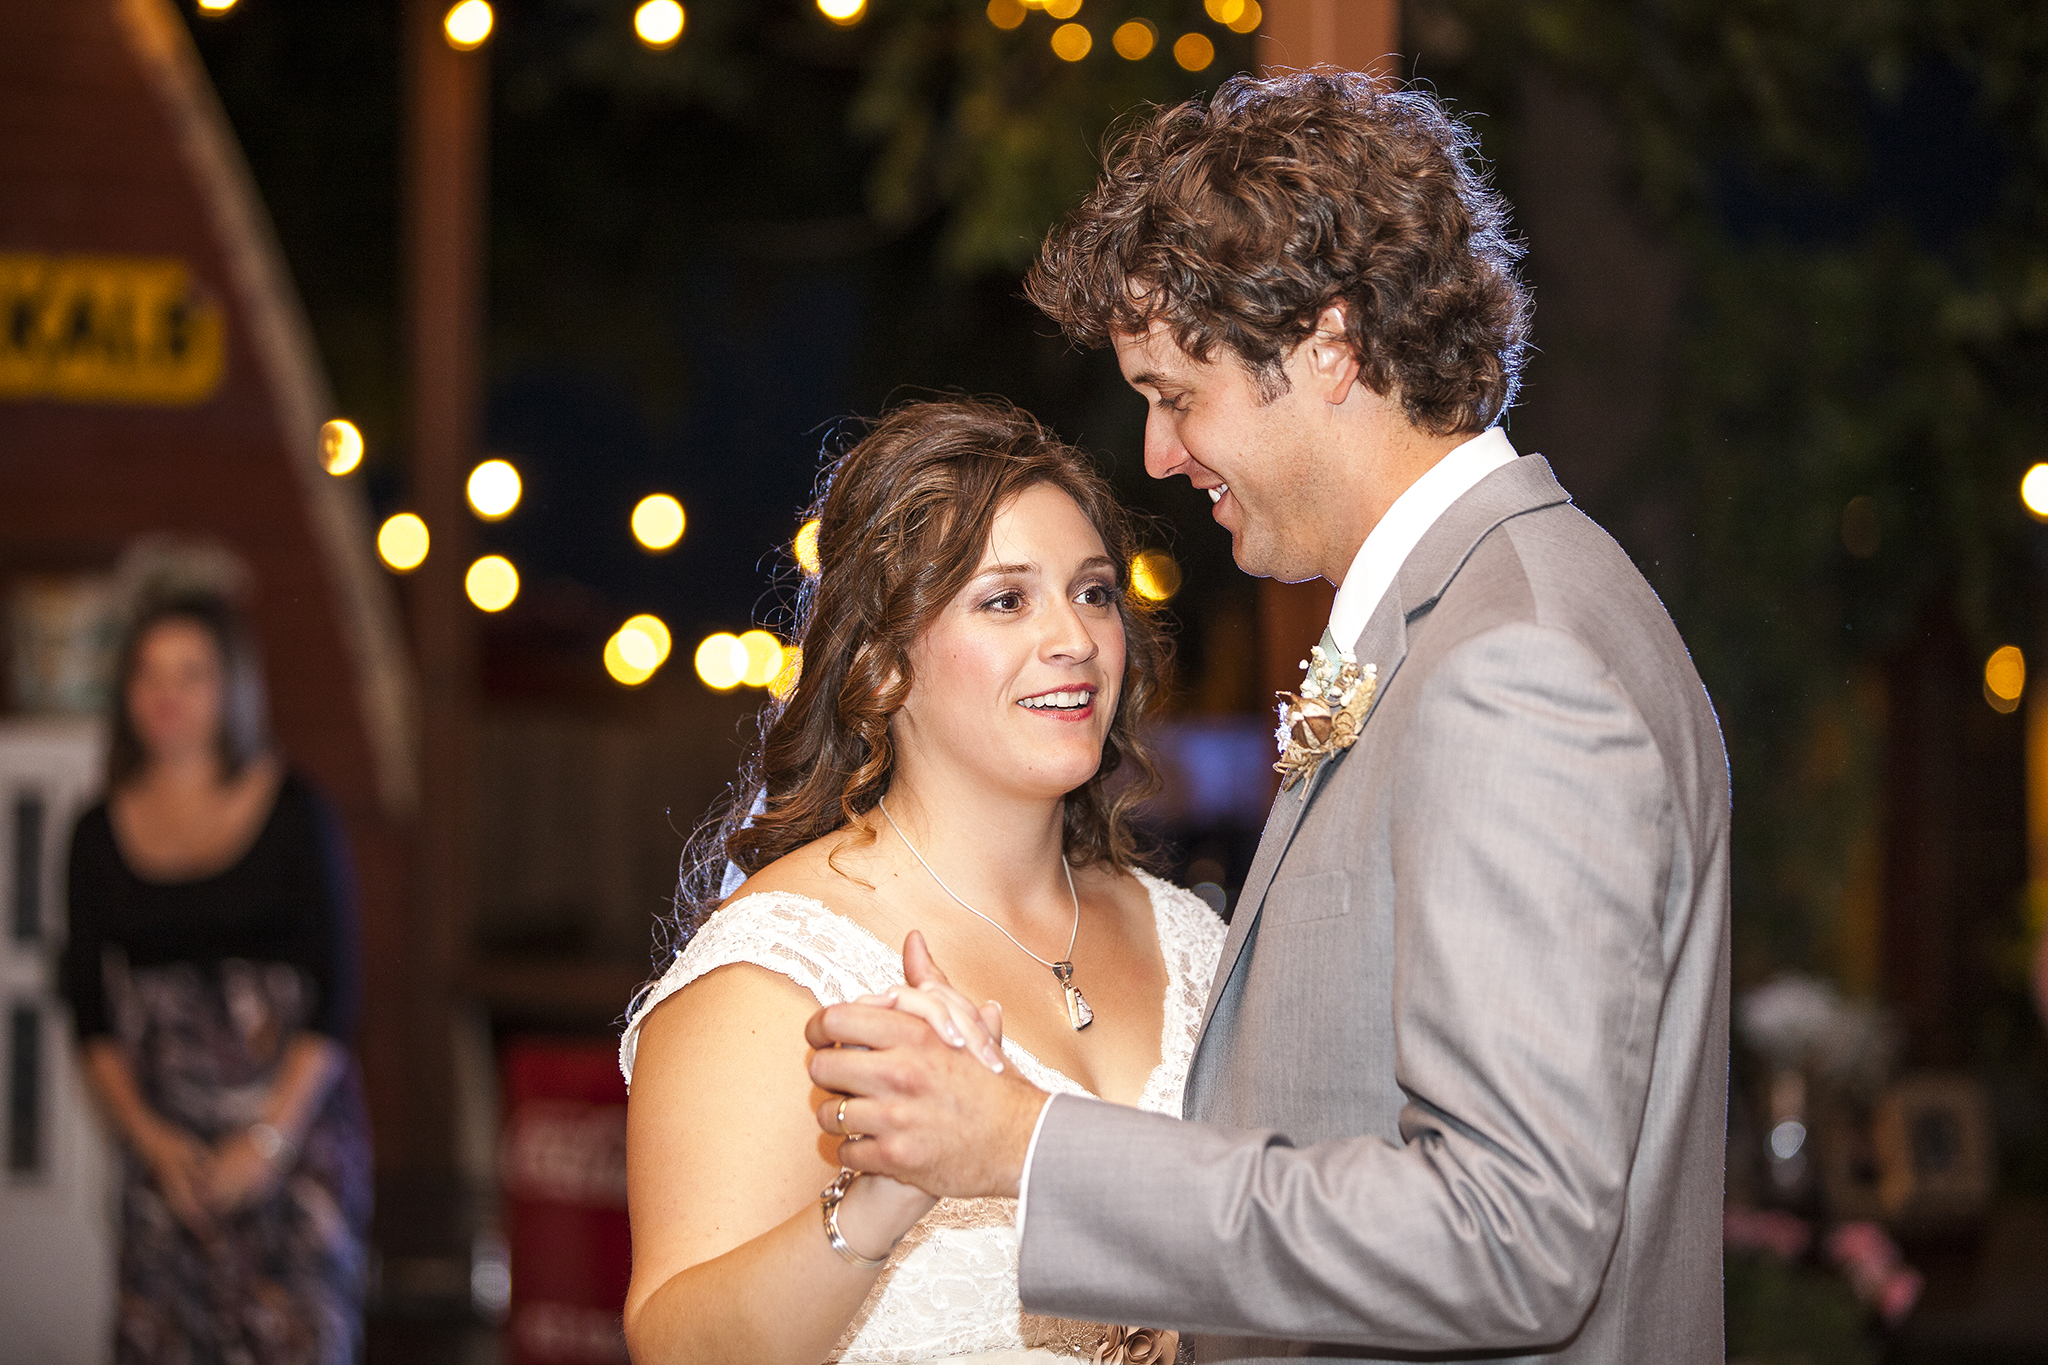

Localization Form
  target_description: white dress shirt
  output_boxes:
[1325,425,1518,654]
[1015,426,1520,1235]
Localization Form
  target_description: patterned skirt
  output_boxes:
[109,957,373,1365]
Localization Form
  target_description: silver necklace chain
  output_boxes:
[875,797,1079,970]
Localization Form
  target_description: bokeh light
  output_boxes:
[444,0,493,49]
[634,0,685,46]
[606,614,674,686]
[1112,19,1156,59]
[1174,31,1215,70]
[467,459,522,520]
[817,0,865,24]
[1203,0,1245,23]
[1227,0,1262,33]
[695,632,748,690]
[318,418,363,476]
[465,555,519,612]
[1129,549,1183,603]
[986,0,1027,28]
[768,647,803,700]
[794,518,822,575]
[738,630,786,687]
[604,633,655,686]
[618,614,673,671]
[2022,463,2048,521]
[632,493,686,551]
[1043,0,1082,17]
[377,513,429,572]
[1051,22,1092,60]
[197,0,239,17]
[1986,645,2025,714]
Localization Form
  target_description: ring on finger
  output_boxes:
[836,1095,866,1140]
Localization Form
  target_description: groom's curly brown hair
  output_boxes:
[1027,69,1531,436]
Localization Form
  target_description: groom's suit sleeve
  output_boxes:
[1017,622,1679,1352]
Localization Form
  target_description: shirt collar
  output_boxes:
[1326,426,1519,653]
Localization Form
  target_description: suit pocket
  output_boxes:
[1261,869,1351,926]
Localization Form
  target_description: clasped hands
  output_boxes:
[806,931,1049,1200]
[137,1119,290,1239]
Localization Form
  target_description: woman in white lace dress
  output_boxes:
[619,399,1222,1365]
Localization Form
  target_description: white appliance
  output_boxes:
[0,718,115,1365]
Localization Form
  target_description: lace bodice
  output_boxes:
[619,871,1224,1362]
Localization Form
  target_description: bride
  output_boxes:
[618,398,1222,1365]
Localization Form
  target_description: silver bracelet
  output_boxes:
[247,1121,296,1166]
[820,1168,890,1269]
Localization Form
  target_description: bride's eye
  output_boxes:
[983,590,1025,613]
[1075,583,1114,608]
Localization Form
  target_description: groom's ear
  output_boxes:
[1302,302,1364,407]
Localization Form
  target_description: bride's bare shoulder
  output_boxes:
[717,826,887,924]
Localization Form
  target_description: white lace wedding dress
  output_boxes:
[619,870,1223,1363]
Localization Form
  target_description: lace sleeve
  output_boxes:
[619,891,903,1086]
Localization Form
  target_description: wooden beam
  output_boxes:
[402,0,487,1174]
[1252,1,1400,715]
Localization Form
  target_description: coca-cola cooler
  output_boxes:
[500,1040,632,1365]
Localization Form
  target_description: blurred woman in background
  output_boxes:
[61,590,371,1365]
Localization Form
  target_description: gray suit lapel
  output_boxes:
[1194,587,1411,1043]
[1189,454,1573,1052]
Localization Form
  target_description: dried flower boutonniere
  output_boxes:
[1094,1324,1178,1365]
[1274,640,1378,791]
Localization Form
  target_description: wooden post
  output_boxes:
[1252,1,1400,708]
[401,0,486,1175]
[1257,0,1401,79]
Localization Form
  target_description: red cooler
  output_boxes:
[500,1041,633,1365]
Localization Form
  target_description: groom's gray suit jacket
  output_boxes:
[1018,456,1730,1363]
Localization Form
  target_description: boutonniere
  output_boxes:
[1274,641,1378,791]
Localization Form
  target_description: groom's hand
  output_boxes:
[806,934,1048,1200]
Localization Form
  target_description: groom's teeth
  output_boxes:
[1208,485,1227,504]
[1020,690,1091,710]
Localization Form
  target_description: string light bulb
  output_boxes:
[319,419,364,475]
[634,0,685,47]
[793,519,822,576]
[1051,22,1092,59]
[1129,550,1182,603]
[632,493,686,551]
[2021,463,2048,521]
[465,555,519,612]
[466,459,522,520]
[738,630,786,688]
[444,0,493,49]
[1112,19,1156,59]
[695,632,748,690]
[1174,31,1215,70]
[377,513,430,572]
[1986,645,2025,714]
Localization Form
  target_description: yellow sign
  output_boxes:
[0,253,225,405]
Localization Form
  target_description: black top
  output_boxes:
[61,770,361,1042]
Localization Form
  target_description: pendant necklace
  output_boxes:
[876,798,1093,1030]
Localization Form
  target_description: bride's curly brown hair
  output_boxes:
[668,398,1170,946]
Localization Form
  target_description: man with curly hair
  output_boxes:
[810,70,1730,1364]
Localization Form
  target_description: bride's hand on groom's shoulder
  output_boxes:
[807,933,1049,1201]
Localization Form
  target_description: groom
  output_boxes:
[808,70,1729,1363]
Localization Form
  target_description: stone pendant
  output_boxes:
[1065,985,1095,1030]
[1053,961,1094,1030]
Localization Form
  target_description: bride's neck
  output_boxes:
[873,773,1070,922]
